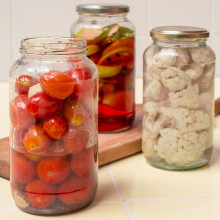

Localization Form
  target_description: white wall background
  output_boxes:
[1,0,220,81]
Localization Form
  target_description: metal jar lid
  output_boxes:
[76,4,129,14]
[150,26,209,40]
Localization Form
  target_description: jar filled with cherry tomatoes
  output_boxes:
[9,37,98,215]
[71,4,135,132]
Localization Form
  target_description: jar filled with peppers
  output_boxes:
[71,4,135,132]
[9,37,98,214]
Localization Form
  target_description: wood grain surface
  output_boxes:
[0,104,142,180]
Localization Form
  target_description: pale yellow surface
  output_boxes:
[0,78,220,220]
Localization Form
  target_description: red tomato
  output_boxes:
[13,126,27,150]
[27,92,62,119]
[40,71,74,100]
[13,94,35,129]
[70,147,95,177]
[26,179,56,209]
[65,128,89,154]
[9,102,17,127]
[67,65,92,100]
[63,98,84,126]
[58,176,93,205]
[11,152,36,184]
[37,157,71,184]
[43,115,68,140]
[15,75,38,94]
[24,124,50,153]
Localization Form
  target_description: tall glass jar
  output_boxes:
[142,26,215,170]
[71,4,135,132]
[9,37,98,214]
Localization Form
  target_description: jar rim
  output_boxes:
[76,4,129,14]
[150,26,209,40]
[20,37,87,55]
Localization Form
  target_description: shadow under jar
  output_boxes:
[9,37,98,215]
[71,4,135,132]
[142,26,215,170]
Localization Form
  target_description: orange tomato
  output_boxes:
[11,152,36,184]
[40,71,74,100]
[37,157,71,184]
[65,128,89,154]
[13,94,35,129]
[43,115,68,140]
[63,98,84,126]
[24,124,50,153]
[70,147,95,177]
[15,75,38,94]
[58,176,93,205]
[26,179,56,209]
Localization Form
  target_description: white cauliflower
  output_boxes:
[142,132,158,159]
[198,64,215,91]
[143,80,162,100]
[144,44,160,66]
[153,48,177,68]
[143,105,171,139]
[143,102,160,122]
[171,108,211,133]
[169,84,200,109]
[185,64,204,80]
[145,64,162,82]
[175,48,190,66]
[155,128,210,164]
[189,46,215,64]
[200,92,214,115]
[161,67,191,91]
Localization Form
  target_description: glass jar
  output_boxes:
[71,4,135,132]
[9,37,98,214]
[142,26,215,170]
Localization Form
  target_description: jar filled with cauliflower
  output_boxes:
[142,26,215,170]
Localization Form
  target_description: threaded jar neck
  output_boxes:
[20,37,88,56]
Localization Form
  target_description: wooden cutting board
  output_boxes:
[0,104,142,180]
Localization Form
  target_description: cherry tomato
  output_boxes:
[13,126,27,149]
[65,128,89,154]
[26,179,56,209]
[37,157,71,184]
[63,98,84,126]
[9,102,17,127]
[40,71,75,100]
[11,152,36,184]
[67,64,92,100]
[27,92,62,119]
[24,124,50,153]
[43,115,68,140]
[58,176,93,205]
[70,147,95,177]
[15,75,38,94]
[13,94,35,129]
[48,139,66,154]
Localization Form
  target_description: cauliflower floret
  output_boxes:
[171,108,211,133]
[144,44,160,66]
[200,92,214,115]
[143,102,160,122]
[143,106,171,139]
[142,132,158,159]
[169,84,200,109]
[144,64,162,82]
[185,64,204,80]
[198,64,215,91]
[175,48,190,66]
[161,67,191,91]
[189,47,215,64]
[155,128,210,164]
[153,48,177,68]
[143,80,162,100]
